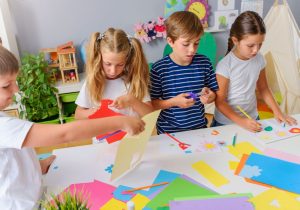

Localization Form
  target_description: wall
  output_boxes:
[8,0,300,67]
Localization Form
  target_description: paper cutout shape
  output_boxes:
[238,153,300,194]
[197,140,222,152]
[289,128,300,133]
[100,198,126,210]
[192,161,229,187]
[249,188,300,210]
[65,180,116,210]
[165,133,191,150]
[228,161,239,171]
[113,185,136,202]
[111,110,161,181]
[211,129,220,135]
[89,99,126,143]
[264,148,300,164]
[144,177,217,210]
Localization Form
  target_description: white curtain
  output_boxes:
[260,0,300,114]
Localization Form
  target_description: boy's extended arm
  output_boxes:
[22,116,145,148]
[74,106,97,120]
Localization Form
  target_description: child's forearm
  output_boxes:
[131,100,154,117]
[151,98,175,110]
[260,88,282,115]
[74,106,96,120]
[215,100,244,124]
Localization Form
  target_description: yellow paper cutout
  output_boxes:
[227,141,262,159]
[130,194,150,210]
[249,188,300,210]
[111,110,161,181]
[228,161,239,170]
[100,198,126,210]
[192,160,229,187]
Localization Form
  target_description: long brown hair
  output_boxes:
[85,28,149,104]
[226,11,266,55]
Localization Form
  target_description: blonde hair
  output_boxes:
[85,28,149,104]
[166,11,204,42]
[0,45,19,75]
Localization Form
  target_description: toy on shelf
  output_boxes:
[134,23,150,43]
[155,16,167,38]
[41,41,79,84]
[145,20,157,41]
[57,41,79,84]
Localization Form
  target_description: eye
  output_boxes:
[247,45,255,48]
[2,84,10,89]
[182,43,189,47]
[194,42,199,46]
[104,63,111,66]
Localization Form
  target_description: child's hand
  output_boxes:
[40,155,56,174]
[121,116,145,136]
[274,113,297,126]
[173,93,195,108]
[239,118,262,133]
[111,94,136,109]
[199,87,216,104]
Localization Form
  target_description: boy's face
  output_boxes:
[232,34,265,60]
[0,73,19,110]
[101,50,127,80]
[167,34,201,66]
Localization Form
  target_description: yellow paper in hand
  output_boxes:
[192,160,229,187]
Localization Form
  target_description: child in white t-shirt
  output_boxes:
[0,46,145,209]
[213,11,297,132]
[75,28,152,120]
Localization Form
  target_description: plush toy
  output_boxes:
[134,23,150,43]
[155,16,167,38]
[145,20,157,41]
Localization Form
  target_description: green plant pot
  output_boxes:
[60,92,79,103]
[63,102,77,116]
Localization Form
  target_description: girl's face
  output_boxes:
[0,72,19,110]
[101,51,127,79]
[168,34,201,66]
[232,34,265,60]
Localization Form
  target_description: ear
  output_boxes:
[167,37,174,47]
[231,36,238,45]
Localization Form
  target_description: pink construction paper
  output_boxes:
[264,148,300,164]
[67,180,116,210]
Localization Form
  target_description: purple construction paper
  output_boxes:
[170,196,254,210]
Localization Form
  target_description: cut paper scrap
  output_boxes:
[130,194,150,210]
[211,129,220,135]
[111,110,161,181]
[170,194,255,210]
[227,141,262,159]
[289,127,300,133]
[238,153,300,194]
[144,177,217,210]
[249,188,300,210]
[65,180,116,210]
[89,99,126,143]
[192,161,229,187]
[100,197,126,210]
[264,148,300,164]
[196,140,222,152]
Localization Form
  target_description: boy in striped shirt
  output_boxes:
[150,11,219,134]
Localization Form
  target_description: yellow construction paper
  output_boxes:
[249,188,300,210]
[192,160,229,187]
[100,198,126,210]
[228,161,239,170]
[130,194,150,210]
[227,142,262,159]
[111,110,161,181]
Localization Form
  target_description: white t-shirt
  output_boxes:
[0,112,42,210]
[214,51,266,124]
[76,78,150,117]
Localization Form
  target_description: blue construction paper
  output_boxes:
[239,153,300,194]
[170,196,254,210]
[113,185,135,202]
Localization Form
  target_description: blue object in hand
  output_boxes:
[187,92,198,101]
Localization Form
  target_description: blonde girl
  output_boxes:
[75,28,152,119]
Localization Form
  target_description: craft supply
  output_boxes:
[123,182,169,193]
[165,133,191,150]
[232,133,237,147]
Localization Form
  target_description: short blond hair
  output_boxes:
[166,11,204,42]
[0,45,19,75]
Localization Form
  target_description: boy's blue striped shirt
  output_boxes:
[150,54,219,134]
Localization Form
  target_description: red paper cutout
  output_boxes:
[88,99,127,143]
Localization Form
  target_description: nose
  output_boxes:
[188,44,197,54]
[253,45,260,54]
[108,66,117,75]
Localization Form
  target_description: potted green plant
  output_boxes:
[41,190,90,210]
[16,53,60,122]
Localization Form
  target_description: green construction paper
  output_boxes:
[145,177,217,210]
